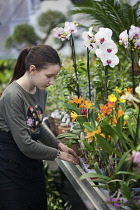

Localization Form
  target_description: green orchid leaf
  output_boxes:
[83,122,94,132]
[64,103,80,114]
[89,110,96,127]
[119,182,136,206]
[78,140,94,152]
[122,133,135,150]
[57,132,79,139]
[101,126,118,140]
[94,162,103,175]
[96,134,121,158]
[136,145,140,150]
[92,179,107,184]
[114,151,131,174]
[116,171,140,179]
[67,139,73,148]
[79,173,111,181]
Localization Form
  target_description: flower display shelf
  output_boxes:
[55,159,117,210]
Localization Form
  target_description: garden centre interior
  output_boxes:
[0,0,140,209]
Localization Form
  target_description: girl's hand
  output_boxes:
[59,151,79,165]
[58,143,79,164]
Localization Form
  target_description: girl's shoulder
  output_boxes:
[2,81,20,96]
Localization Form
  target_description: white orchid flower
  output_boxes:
[134,38,140,49]
[121,92,140,103]
[119,30,129,48]
[83,39,97,50]
[82,27,97,50]
[82,27,94,40]
[95,50,119,68]
[135,84,140,96]
[53,27,64,39]
[95,27,112,44]
[98,40,118,54]
[129,25,140,40]
[64,22,78,34]
[52,27,71,41]
[139,59,140,66]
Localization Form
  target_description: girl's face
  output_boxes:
[30,64,60,90]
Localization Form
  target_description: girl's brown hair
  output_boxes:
[10,45,61,83]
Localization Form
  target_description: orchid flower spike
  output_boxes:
[119,30,129,48]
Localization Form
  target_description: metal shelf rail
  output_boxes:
[56,159,118,210]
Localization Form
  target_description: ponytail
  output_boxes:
[10,48,30,83]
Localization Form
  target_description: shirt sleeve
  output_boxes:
[3,92,58,160]
[39,124,61,148]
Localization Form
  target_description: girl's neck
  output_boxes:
[16,74,36,94]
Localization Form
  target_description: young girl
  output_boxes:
[0,45,79,210]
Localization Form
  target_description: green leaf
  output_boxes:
[122,133,135,150]
[94,162,102,175]
[78,140,94,152]
[79,173,111,181]
[57,132,79,140]
[114,151,130,174]
[96,134,121,158]
[83,122,94,132]
[101,124,119,141]
[120,182,136,206]
[116,171,140,179]
[67,139,73,148]
[64,103,80,114]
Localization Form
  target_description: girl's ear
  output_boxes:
[29,65,36,75]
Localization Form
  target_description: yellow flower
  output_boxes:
[114,87,122,93]
[70,111,78,122]
[85,133,94,143]
[84,126,101,143]
[108,94,117,102]
[119,98,126,103]
[84,100,94,109]
[70,96,83,104]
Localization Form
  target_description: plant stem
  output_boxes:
[70,35,80,97]
[131,49,135,94]
[87,47,91,101]
[104,66,108,101]
[134,103,140,147]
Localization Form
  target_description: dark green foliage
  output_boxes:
[0,59,15,92]
[70,0,140,42]
[43,163,71,210]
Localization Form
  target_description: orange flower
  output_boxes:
[117,106,124,118]
[70,96,83,104]
[111,118,117,125]
[128,87,133,94]
[79,102,86,108]
[107,101,116,107]
[100,104,112,116]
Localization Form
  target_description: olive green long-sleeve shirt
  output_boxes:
[0,81,60,160]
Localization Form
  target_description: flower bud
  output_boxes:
[123,115,129,120]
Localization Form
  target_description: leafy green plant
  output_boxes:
[70,0,140,42]
[43,162,72,210]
